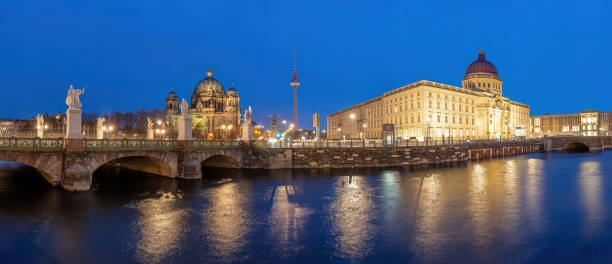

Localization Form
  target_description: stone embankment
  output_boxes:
[243,141,543,169]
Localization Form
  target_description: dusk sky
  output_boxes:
[1,0,610,128]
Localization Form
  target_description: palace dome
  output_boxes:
[465,50,498,76]
[194,67,225,95]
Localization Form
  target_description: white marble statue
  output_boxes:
[178,98,193,140]
[96,117,106,139]
[36,114,44,138]
[242,106,253,141]
[181,99,189,117]
[65,85,85,110]
[146,116,154,129]
[65,84,84,139]
[36,114,44,128]
[244,106,252,123]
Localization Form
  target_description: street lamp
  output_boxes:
[426,117,431,144]
[350,113,356,139]
[221,125,226,139]
[362,123,367,139]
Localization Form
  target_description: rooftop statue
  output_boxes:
[181,99,189,117]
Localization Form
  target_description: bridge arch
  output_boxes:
[0,152,62,185]
[88,152,177,178]
[563,142,590,152]
[201,155,239,169]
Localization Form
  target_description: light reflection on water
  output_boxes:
[579,161,603,236]
[130,191,187,264]
[201,180,251,263]
[328,175,375,260]
[3,153,612,263]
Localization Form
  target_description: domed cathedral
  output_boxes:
[164,65,241,139]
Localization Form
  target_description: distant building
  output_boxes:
[531,110,612,137]
[327,50,530,140]
[165,66,241,139]
[269,114,280,134]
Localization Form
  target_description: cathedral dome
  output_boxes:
[166,89,179,101]
[227,84,238,97]
[193,67,225,95]
[465,50,498,76]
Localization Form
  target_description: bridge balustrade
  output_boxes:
[255,138,542,149]
[0,137,64,151]
[84,138,178,151]
[194,140,241,149]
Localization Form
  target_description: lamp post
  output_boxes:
[426,117,431,145]
[362,123,367,139]
[337,127,341,140]
[221,125,226,140]
[350,113,355,139]
[227,125,233,140]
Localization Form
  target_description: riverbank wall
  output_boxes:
[242,141,543,169]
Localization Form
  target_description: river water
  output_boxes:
[1,152,612,263]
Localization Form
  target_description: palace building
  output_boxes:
[327,50,530,140]
[165,66,241,139]
[531,110,612,137]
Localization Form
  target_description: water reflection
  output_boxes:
[328,175,374,259]
[502,160,520,245]
[202,180,251,262]
[579,161,603,236]
[4,153,612,263]
[131,191,187,264]
[469,164,490,247]
[524,158,543,232]
[266,185,312,256]
[412,172,443,256]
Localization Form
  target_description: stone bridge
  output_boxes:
[0,137,545,191]
[543,136,612,152]
[0,138,242,191]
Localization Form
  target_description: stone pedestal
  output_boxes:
[178,140,194,151]
[64,138,85,152]
[147,128,154,140]
[66,109,83,139]
[242,123,252,141]
[178,116,193,140]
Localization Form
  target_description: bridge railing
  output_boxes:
[255,138,542,149]
[84,138,178,151]
[0,137,64,151]
[194,140,242,150]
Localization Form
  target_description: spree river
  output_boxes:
[1,152,612,263]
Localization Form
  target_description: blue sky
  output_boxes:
[1,0,610,128]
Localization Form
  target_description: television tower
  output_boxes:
[290,48,300,129]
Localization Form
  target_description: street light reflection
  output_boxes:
[328,175,374,259]
[133,192,187,264]
[579,160,602,236]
